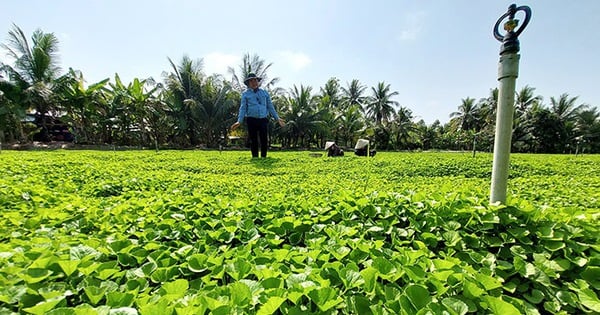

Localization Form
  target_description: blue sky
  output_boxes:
[1,0,599,124]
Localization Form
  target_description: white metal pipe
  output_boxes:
[490,53,520,203]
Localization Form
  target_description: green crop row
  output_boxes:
[0,151,598,314]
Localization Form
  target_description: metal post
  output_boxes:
[490,4,531,204]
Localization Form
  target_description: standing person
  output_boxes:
[231,73,285,158]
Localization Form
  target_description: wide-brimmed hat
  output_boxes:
[244,73,262,86]
[355,139,370,150]
[324,141,336,150]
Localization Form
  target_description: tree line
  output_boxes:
[1,25,599,153]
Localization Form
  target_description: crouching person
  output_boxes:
[354,138,376,157]
[354,148,376,157]
[325,141,344,157]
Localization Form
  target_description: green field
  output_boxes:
[0,151,599,314]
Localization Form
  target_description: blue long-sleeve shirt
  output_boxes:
[237,88,280,124]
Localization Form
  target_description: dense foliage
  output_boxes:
[0,150,598,314]
[1,25,599,153]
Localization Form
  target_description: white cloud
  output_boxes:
[203,52,240,75]
[277,51,312,71]
[398,11,426,41]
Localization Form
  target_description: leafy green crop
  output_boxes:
[0,151,598,314]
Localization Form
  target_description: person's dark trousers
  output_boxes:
[246,117,269,158]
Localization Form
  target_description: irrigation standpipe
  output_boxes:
[490,4,531,204]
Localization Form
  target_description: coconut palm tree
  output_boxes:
[511,86,543,151]
[334,104,364,147]
[228,53,279,93]
[341,79,367,112]
[449,97,480,132]
[573,107,600,153]
[319,77,342,110]
[550,93,584,123]
[527,106,564,153]
[196,76,237,147]
[477,88,498,129]
[549,93,586,151]
[0,69,28,142]
[515,85,542,115]
[280,85,325,148]
[366,81,398,125]
[163,55,205,146]
[1,24,70,141]
[391,106,418,150]
[416,119,444,150]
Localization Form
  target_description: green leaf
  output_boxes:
[442,297,468,315]
[555,290,577,307]
[174,303,208,315]
[442,231,462,247]
[202,295,228,311]
[84,286,105,305]
[360,267,378,293]
[507,227,529,238]
[372,257,395,275]
[404,284,431,310]
[331,245,351,260]
[108,307,139,315]
[38,284,67,300]
[77,261,99,276]
[161,279,189,298]
[272,249,289,262]
[117,253,137,267]
[523,289,544,304]
[384,284,402,302]
[139,261,157,277]
[581,266,600,290]
[226,258,252,281]
[463,280,484,298]
[126,278,148,293]
[106,291,135,307]
[22,297,65,315]
[229,281,252,307]
[257,296,286,315]
[95,261,120,280]
[432,258,456,270]
[289,232,303,245]
[21,268,52,284]
[262,277,282,289]
[399,295,416,314]
[578,288,600,312]
[543,241,565,252]
[108,239,133,253]
[46,307,76,315]
[70,245,101,260]
[0,285,27,304]
[73,303,105,315]
[307,287,343,312]
[139,297,172,315]
[483,296,520,315]
[404,265,426,282]
[474,273,503,291]
[212,305,231,315]
[150,267,176,283]
[339,268,364,290]
[58,260,80,277]
[187,254,208,273]
[347,294,373,315]
[215,231,234,243]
